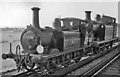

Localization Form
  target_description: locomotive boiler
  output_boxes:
[2,7,117,72]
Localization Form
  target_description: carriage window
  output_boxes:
[61,21,63,27]
[70,21,73,26]
[101,25,104,28]
[112,19,115,23]
[81,22,83,24]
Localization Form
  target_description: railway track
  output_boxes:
[53,43,120,77]
[80,47,120,77]
[93,51,120,77]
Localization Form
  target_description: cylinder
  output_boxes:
[31,7,40,29]
[85,11,91,20]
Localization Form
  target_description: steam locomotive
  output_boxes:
[2,7,117,71]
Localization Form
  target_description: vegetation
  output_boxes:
[0,27,25,32]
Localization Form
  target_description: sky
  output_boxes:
[0,0,119,28]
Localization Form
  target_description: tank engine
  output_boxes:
[2,7,117,72]
[21,7,83,55]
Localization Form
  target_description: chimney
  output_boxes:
[96,14,101,21]
[85,11,91,20]
[31,7,40,29]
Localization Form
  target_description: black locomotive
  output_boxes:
[21,7,89,55]
[2,7,117,71]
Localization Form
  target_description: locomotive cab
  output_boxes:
[93,23,105,41]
